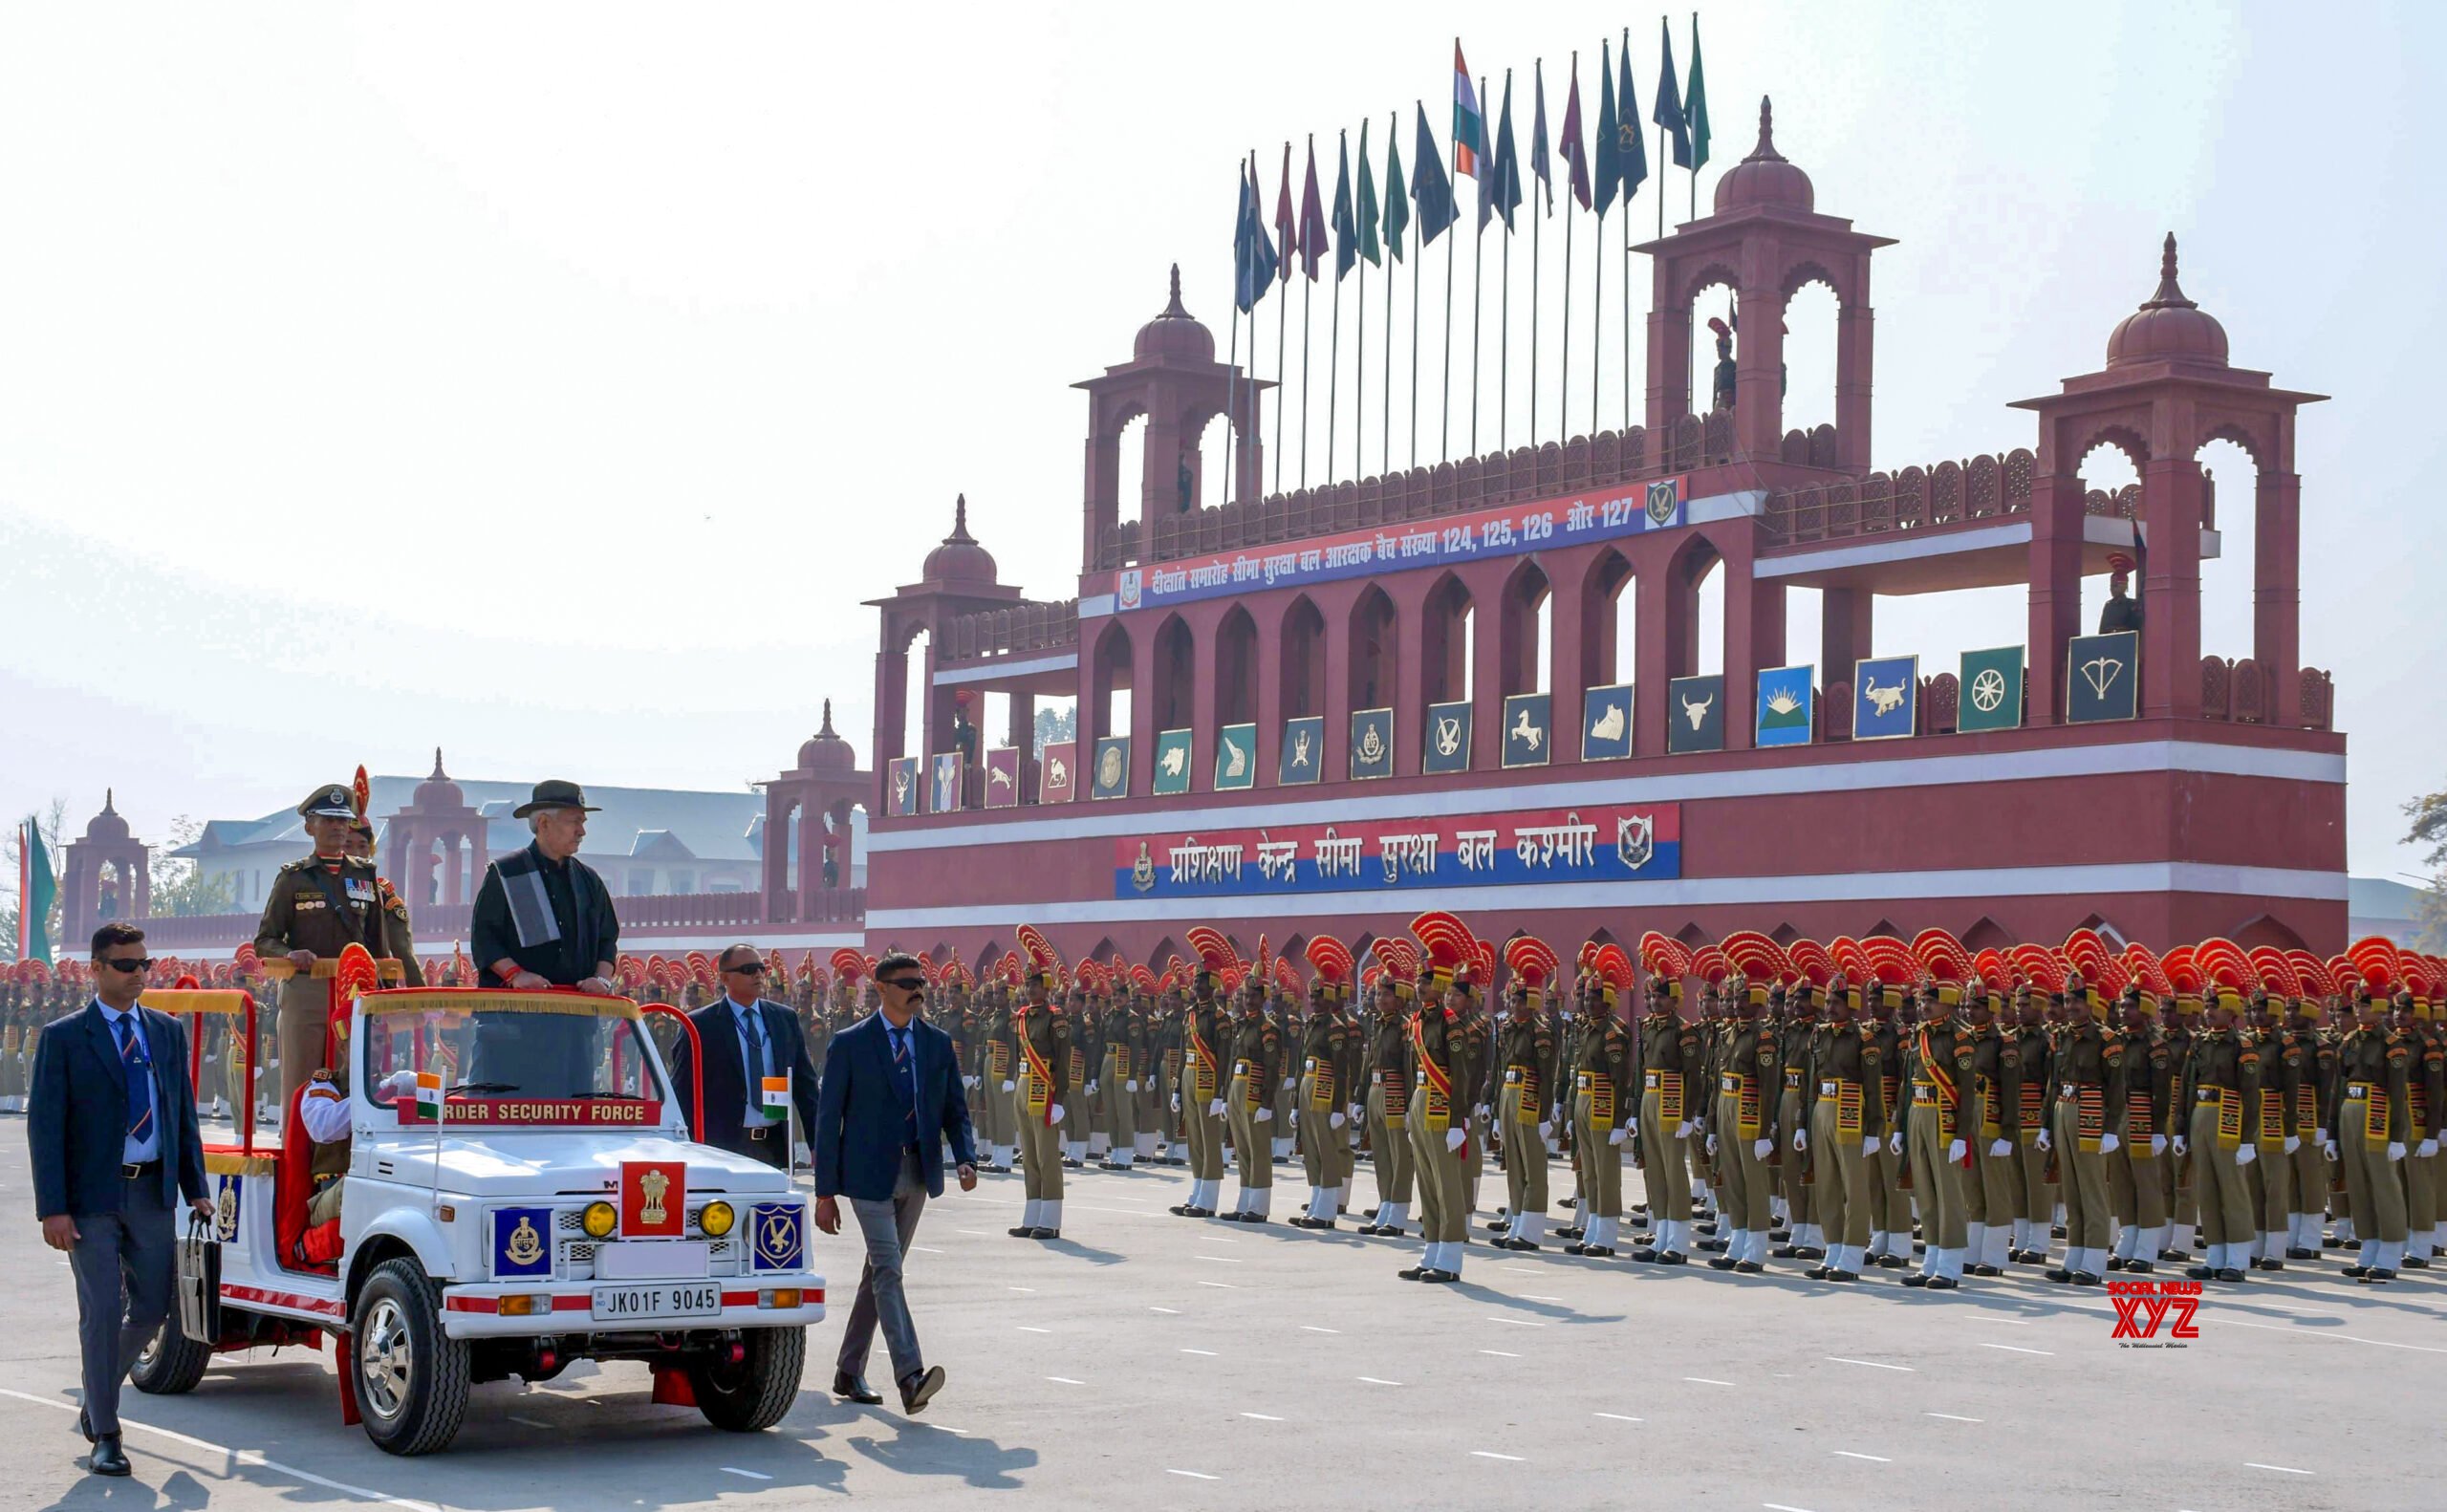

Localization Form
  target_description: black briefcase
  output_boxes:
[177,1213,222,1345]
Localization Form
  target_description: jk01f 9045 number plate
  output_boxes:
[590,1282,720,1323]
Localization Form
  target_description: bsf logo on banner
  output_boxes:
[2106,1280,2200,1346]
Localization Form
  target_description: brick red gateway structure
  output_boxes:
[863,97,2339,973]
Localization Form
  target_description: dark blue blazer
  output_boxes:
[28,1002,209,1219]
[670,998,824,1161]
[813,1011,975,1202]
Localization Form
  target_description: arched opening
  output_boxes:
[1684,272,1740,416]
[2072,913,2128,950]
[1031,695,1078,760]
[901,627,932,757]
[1780,275,1840,440]
[1198,409,1240,512]
[1152,615,1196,730]
[1280,596,1326,721]
[1215,605,1259,726]
[2073,436,2144,633]
[1350,585,1397,711]
[1116,413,1147,528]
[1089,620,1133,740]
[1666,537,1724,679]
[2195,434,2259,665]
[1581,548,1637,688]
[1421,572,1475,702]
[1498,559,1551,697]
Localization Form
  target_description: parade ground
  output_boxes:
[0,1121,2434,1512]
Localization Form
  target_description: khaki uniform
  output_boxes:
[1863,1016,1913,1264]
[1962,1019,2022,1272]
[1224,1007,1283,1218]
[2109,1025,2173,1264]
[1486,1011,1558,1245]
[1294,1006,1361,1224]
[1010,1001,1072,1225]
[1400,1002,1471,1277]
[1774,1016,1818,1250]
[1565,1013,1635,1254]
[2176,1025,2255,1275]
[1708,1016,1777,1270]
[1633,1006,1702,1260]
[2048,1016,2127,1281]
[253,853,422,1112]
[2404,1025,2443,1264]
[1901,1019,1975,1285]
[1803,1016,1883,1278]
[2327,1025,2411,1273]
[2008,1022,2055,1260]
[1359,1006,1415,1231]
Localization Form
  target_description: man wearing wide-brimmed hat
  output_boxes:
[470,780,620,995]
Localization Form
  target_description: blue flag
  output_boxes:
[1654,17,1692,169]
[1234,156,1278,313]
[1492,72,1523,231]
[1593,37,1620,219]
[1620,28,1647,201]
[1332,130,1357,279]
[1411,103,1459,247]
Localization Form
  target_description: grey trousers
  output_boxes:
[70,1173,177,1437]
[836,1150,928,1386]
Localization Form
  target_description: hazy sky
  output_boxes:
[4,2,2441,894]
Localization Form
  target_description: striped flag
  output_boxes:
[415,1069,445,1120]
[1451,42,1483,177]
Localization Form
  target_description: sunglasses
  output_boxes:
[723,961,767,975]
[880,977,926,993]
[100,957,154,973]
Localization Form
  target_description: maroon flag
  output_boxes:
[1558,59,1592,210]
[1274,141,1296,285]
[1297,137,1329,280]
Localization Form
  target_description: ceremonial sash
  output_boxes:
[2348,1082,2388,1148]
[1915,1030,1965,1154]
[1644,1068,1683,1127]
[1504,1063,1541,1121]
[2019,1080,2046,1144]
[1305,1055,1337,1109]
[2205,1086,2241,1149]
[987,1038,1011,1077]
[2257,1084,2288,1148]
[1977,1075,2003,1141]
[1409,1016,1454,1134]
[1378,1065,1409,1118]
[2412,1080,2430,1139]
[1720,1071,1762,1140]
[1576,1070,1614,1134]
[1105,1042,1128,1081]
[1068,1046,1088,1087]
[2124,1088,2154,1140]
[1234,1055,1267,1109]
[1017,1019,1055,1124]
[1187,1026,1220,1099]
[2294,1082,2320,1138]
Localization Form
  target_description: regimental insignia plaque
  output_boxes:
[1851,655,1919,741]
[1091,736,1131,800]
[1502,693,1551,768]
[1278,716,1323,786]
[1152,728,1193,796]
[885,757,920,817]
[1213,723,1256,790]
[1349,707,1395,781]
[1582,684,1634,761]
[1039,741,1076,803]
[1422,700,1473,774]
[984,746,1020,808]
[1753,664,1815,748]
[930,751,964,812]
[2067,631,2139,724]
[1958,646,2025,733]
[1667,674,1725,754]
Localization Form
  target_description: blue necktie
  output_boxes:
[892,1027,919,1142]
[744,1009,770,1091]
[113,1016,154,1147]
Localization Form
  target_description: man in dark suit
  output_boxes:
[670,945,824,1169]
[28,923,214,1478]
[813,950,976,1415]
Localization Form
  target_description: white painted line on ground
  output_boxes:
[0,1387,440,1512]
[1166,1469,1221,1480]
[1017,1326,1051,1333]
[913,1245,946,1254]
[1357,1376,1402,1386]
[1181,1348,1218,1356]
[1479,1350,1521,1358]
[956,1228,991,1237]
[918,1422,967,1435]
[1833,1451,1891,1462]
[1763,1502,1821,1512]
[1925,1413,1984,1423]
[1594,1411,1643,1422]
[722,1468,773,1481]
[1150,1306,1182,1314]
[1969,1316,2031,1326]
[1301,1324,1341,1333]
[1683,1375,1735,1386]
[1007,1285,1037,1293]
[2224,1319,2447,1354]
[1486,1316,1547,1327]
[1827,1356,1915,1372]
[1976,1342,2053,1356]
[1202,1234,1241,1243]
[1472,1451,1527,1461]
[1196,1254,1244,1264]
[1197,1280,1237,1289]
[1046,1375,1085,1385]
[2246,1463,2313,1476]
[1241,1412,1284,1421]
[1522,1293,1566,1301]
[1499,1264,1542,1274]
[509,1415,550,1427]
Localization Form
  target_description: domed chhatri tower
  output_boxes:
[864,493,1028,814]
[764,700,870,922]
[383,748,488,908]
[61,789,149,944]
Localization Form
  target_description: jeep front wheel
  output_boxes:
[352,1258,471,1455]
[688,1326,806,1432]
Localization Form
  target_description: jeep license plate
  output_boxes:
[590,1282,721,1323]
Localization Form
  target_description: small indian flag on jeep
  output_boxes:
[761,1074,790,1120]
[415,1069,445,1120]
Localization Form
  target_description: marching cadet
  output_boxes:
[1630,940,1700,1264]
[2106,983,2174,1273]
[1456,972,1493,1217]
[2047,971,2126,1285]
[1008,928,1072,1240]
[1771,982,1824,1260]
[1860,978,1913,1268]
[1802,971,1881,1282]
[1094,976,1143,1170]
[1689,975,1729,1241]
[1152,978,1186,1165]
[1064,979,1098,1169]
[1485,938,1560,1250]
[2007,983,2055,1264]
[1171,934,1236,1219]
[1960,975,2022,1276]
[1292,939,1363,1230]
[1901,977,1974,1288]
[2154,983,2198,1264]
[1354,950,1418,1236]
[2244,983,2302,1268]
[2285,990,2332,1259]
[1706,974,1779,1275]
[981,972,1018,1171]
[2170,972,2252,1283]
[1564,946,1637,1258]
[1268,969,1301,1165]
[1399,914,1476,1282]
[1221,968,1283,1222]
[2402,987,2443,1265]
[1132,975,1167,1165]
[253,780,423,1112]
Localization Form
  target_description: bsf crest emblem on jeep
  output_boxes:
[1616,813,1655,871]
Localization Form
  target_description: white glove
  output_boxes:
[376,1069,421,1100]
[1348,1104,1362,1123]
[1282,1076,1296,1091]
[1536,1121,1552,1140]
[1049,1103,1066,1126]
[2036,1127,2052,1153]
[2387,1141,2407,1163]
[1474,1103,1490,1120]
[2099,1132,2121,1156]
[2283,1134,2301,1155]
[1947,1138,1966,1164]
[2236,1143,2256,1167]
[1627,1118,1639,1139]
[1673,1120,1693,1140]
[1793,1129,1808,1154]
[1752,1137,1773,1161]
[2171,1134,2187,1157]
[1989,1138,2012,1158]
[1445,1128,1467,1152]
[964,1074,979,1089]
[2421,1138,2439,1159]
[1609,1128,1628,1146]
[1254,1108,1273,1123]
[2150,1134,2167,1157]
[1329,1112,1346,1130]
[1086,1081,1098,1096]
[1170,1092,1180,1112]
[1887,1130,1904,1156]
[1126,1079,1139,1092]
[2314,1128,2328,1145]
[1001,1079,1016,1093]
[1862,1137,1880,1158]
[2323,1139,2339,1161]
[1207,1098,1225,1117]
[1706,1134,1719,1156]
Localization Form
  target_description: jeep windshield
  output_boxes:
[359,989,673,1129]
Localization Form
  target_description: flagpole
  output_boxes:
[1592,202,1604,440]
[1625,184,1635,436]
[1224,296,1239,508]
[1498,164,1511,452]
[1440,114,1457,465]
[1386,114,1397,478]
[1328,248,1342,488]
[1469,88,1485,460]
[1560,168,1573,445]
[1300,237,1313,489]
[1355,222,1367,482]
[1274,155,1290,497]
[1527,186,1541,449]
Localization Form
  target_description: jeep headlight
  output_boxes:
[699,1200,735,1238]
[582,1201,617,1239]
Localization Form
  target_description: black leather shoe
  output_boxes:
[1397,1265,1428,1281]
[1180,1207,1214,1219]
[2105,1255,2128,1271]
[1926,1276,1959,1290]
[2051,1224,2068,1239]
[2256,1259,2283,1272]
[88,1436,130,1478]
[1696,1238,1729,1253]
[1556,1226,1587,1241]
[1560,1196,1578,1208]
[2285,1246,2320,1261]
[2360,1268,2397,1285]
[1733,1260,1764,1275]
[2045,1267,2073,1283]
[2214,1267,2246,1284]
[1805,1264,1831,1280]
[1420,1269,1459,1284]
[2404,1254,2433,1269]
[1007,1224,1036,1237]
[1707,1255,1739,1271]
[2122,1259,2154,1275]
[76,1407,95,1443]
[899,1365,945,1415]
[1794,1246,1826,1261]
[834,1372,883,1404]
[2070,1272,2102,1285]
[1657,1250,1689,1264]
[1874,1253,1908,1270]
[2324,1235,2348,1249]
[1900,1273,1930,1287]
[2184,1264,2215,1281]
[1631,1247,1663,1263]
[1825,1269,1860,1283]
[1029,1227,1060,1240]
[1353,1222,1385,1235]
[1966,1264,2003,1278]
[2343,1264,2371,1279]
[1771,1243,1800,1259]
[1583,1246,1615,1259]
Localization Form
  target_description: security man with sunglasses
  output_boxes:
[671,944,825,1172]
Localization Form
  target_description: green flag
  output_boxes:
[18,815,55,962]
[1685,17,1712,172]
[1383,116,1409,263]
[1356,118,1381,265]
